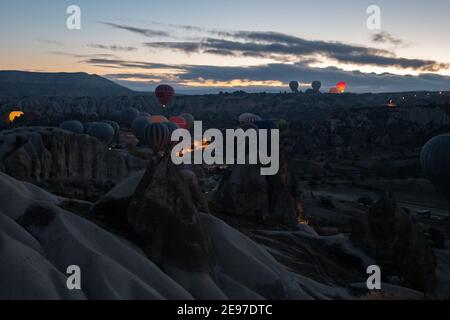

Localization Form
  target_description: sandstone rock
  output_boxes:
[0,127,128,183]
[211,150,300,226]
[350,192,437,292]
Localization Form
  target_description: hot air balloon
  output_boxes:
[131,116,152,142]
[8,111,24,123]
[140,112,151,118]
[180,113,195,129]
[121,108,140,127]
[329,87,340,94]
[102,120,120,143]
[102,120,120,136]
[289,81,299,93]
[84,122,98,134]
[169,116,188,129]
[155,84,175,107]
[336,81,347,93]
[312,81,322,92]
[238,113,262,125]
[163,121,179,135]
[151,115,169,124]
[59,120,84,134]
[274,118,289,137]
[145,123,170,153]
[87,122,115,145]
[421,133,450,198]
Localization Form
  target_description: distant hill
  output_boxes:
[0,71,136,97]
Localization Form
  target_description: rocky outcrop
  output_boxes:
[211,150,301,226]
[350,192,437,292]
[0,127,128,183]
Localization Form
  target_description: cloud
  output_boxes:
[87,44,137,52]
[38,39,64,46]
[88,58,450,93]
[144,31,448,72]
[371,31,404,46]
[100,22,170,37]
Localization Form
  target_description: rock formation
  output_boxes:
[350,192,437,292]
[211,149,301,226]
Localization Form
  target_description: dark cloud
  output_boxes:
[81,58,182,71]
[100,22,170,37]
[371,31,404,46]
[144,31,448,72]
[87,44,137,52]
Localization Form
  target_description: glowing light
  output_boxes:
[9,111,24,123]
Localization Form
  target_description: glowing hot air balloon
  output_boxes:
[9,111,24,123]
[329,87,340,94]
[155,84,175,107]
[336,81,347,93]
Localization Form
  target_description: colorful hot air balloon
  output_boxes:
[169,116,188,129]
[238,113,262,125]
[151,115,169,124]
[87,122,115,145]
[145,123,170,153]
[312,81,322,92]
[131,116,152,142]
[60,120,84,134]
[163,121,179,135]
[289,81,299,93]
[155,84,175,107]
[180,113,194,129]
[329,87,340,94]
[336,81,347,93]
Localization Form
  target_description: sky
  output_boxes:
[1,0,450,93]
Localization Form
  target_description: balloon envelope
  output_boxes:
[131,117,152,142]
[289,81,299,92]
[420,133,450,197]
[151,115,169,124]
[121,108,140,127]
[239,113,262,124]
[336,81,347,93]
[163,121,179,135]
[145,123,170,153]
[87,122,115,145]
[180,113,195,129]
[329,87,340,94]
[60,120,84,134]
[169,116,188,129]
[312,81,322,92]
[155,84,175,107]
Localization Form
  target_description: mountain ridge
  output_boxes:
[0,70,136,97]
